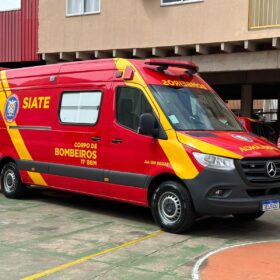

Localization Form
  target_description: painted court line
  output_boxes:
[21,230,163,280]
[192,239,280,280]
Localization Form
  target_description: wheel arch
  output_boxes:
[147,173,189,207]
[0,157,16,174]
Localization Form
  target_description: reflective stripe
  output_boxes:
[0,70,48,186]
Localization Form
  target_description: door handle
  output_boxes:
[91,136,101,142]
[112,138,122,144]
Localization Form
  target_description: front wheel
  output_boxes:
[151,181,195,234]
[232,211,264,221]
[1,162,26,199]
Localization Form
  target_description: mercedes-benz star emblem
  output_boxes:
[266,162,277,178]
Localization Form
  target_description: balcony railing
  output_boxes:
[249,0,280,29]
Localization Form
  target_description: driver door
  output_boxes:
[104,85,167,203]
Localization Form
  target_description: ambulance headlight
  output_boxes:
[193,152,235,171]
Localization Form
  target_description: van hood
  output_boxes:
[177,131,280,159]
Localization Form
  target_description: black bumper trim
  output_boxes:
[185,167,280,216]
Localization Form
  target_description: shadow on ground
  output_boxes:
[17,187,280,241]
[24,187,155,225]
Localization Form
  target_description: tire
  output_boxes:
[151,181,195,234]
[233,211,264,221]
[1,162,26,199]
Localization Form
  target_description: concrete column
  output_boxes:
[240,85,253,117]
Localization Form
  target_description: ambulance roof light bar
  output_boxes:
[144,59,199,75]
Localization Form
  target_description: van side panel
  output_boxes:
[0,70,52,187]
[104,183,148,206]
[14,87,52,161]
[47,68,112,197]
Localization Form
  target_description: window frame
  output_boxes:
[160,0,203,7]
[59,90,103,126]
[115,86,156,133]
[66,0,100,17]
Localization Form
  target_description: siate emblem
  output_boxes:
[4,94,19,123]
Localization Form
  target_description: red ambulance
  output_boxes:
[0,58,280,233]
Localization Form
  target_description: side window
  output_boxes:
[60,91,102,125]
[116,87,153,132]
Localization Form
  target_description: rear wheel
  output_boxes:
[233,211,264,221]
[151,181,195,234]
[1,162,26,198]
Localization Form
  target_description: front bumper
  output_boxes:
[184,167,280,216]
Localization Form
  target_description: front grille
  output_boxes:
[240,158,280,184]
[247,188,280,197]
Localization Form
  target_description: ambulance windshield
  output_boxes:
[150,85,244,131]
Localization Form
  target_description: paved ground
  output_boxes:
[0,188,280,280]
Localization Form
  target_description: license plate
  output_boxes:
[261,200,280,211]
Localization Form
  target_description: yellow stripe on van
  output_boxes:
[0,70,47,186]
[1,70,12,96]
[177,132,243,159]
[114,59,199,179]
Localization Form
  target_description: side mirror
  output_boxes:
[139,113,160,138]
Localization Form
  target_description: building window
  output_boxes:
[249,0,280,30]
[161,0,202,6]
[60,91,102,125]
[66,0,100,16]
[0,0,21,12]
